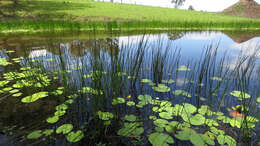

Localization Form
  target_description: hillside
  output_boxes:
[223,0,260,18]
[1,0,260,33]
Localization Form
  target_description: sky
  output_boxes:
[101,0,260,12]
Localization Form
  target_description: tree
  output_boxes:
[188,5,194,11]
[171,0,185,8]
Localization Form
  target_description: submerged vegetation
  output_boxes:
[0,32,259,145]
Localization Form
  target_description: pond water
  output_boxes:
[0,31,259,146]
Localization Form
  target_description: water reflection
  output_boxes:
[0,30,259,145]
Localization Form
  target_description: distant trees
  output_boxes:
[188,5,194,10]
[171,0,185,8]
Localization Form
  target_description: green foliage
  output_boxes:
[217,135,236,146]
[0,58,12,66]
[97,111,113,121]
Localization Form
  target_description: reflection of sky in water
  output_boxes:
[118,31,260,68]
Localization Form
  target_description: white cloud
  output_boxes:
[184,32,222,40]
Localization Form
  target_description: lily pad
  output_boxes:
[177,65,190,71]
[112,97,125,105]
[217,135,236,146]
[27,130,42,139]
[124,115,137,122]
[21,92,48,103]
[66,130,84,143]
[56,124,73,134]
[152,84,170,92]
[173,90,191,98]
[126,101,135,106]
[230,90,250,100]
[189,114,206,126]
[162,79,175,84]
[148,132,174,146]
[210,77,222,81]
[159,112,173,120]
[46,116,59,124]
[42,129,54,136]
[97,111,113,121]
[141,78,152,83]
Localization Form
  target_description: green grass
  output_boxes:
[1,0,260,33]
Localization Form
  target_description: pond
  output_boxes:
[0,30,259,146]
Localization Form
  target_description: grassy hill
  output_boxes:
[1,0,260,33]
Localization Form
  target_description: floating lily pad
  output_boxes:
[126,101,135,106]
[55,110,66,116]
[21,92,48,103]
[112,97,125,105]
[177,65,190,71]
[152,84,170,92]
[56,104,68,111]
[27,130,42,139]
[210,77,222,81]
[257,97,260,103]
[173,90,191,98]
[189,114,206,126]
[217,135,236,146]
[117,122,143,136]
[124,115,137,122]
[46,116,59,124]
[148,132,174,146]
[154,119,168,127]
[141,78,152,83]
[162,79,175,84]
[230,90,250,100]
[56,124,73,134]
[66,130,84,143]
[97,111,113,121]
[159,112,173,120]
[42,129,54,136]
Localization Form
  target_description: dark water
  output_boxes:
[0,31,259,146]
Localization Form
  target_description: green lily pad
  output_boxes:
[97,111,113,121]
[230,90,250,100]
[112,97,125,105]
[56,124,73,134]
[55,110,66,116]
[141,78,152,83]
[148,132,174,146]
[12,92,22,97]
[217,135,236,146]
[257,97,260,103]
[117,122,143,136]
[126,101,135,106]
[124,115,137,122]
[198,105,213,116]
[189,114,206,126]
[159,112,173,120]
[42,129,54,136]
[162,79,175,84]
[154,119,169,127]
[138,94,152,104]
[210,77,222,81]
[27,130,42,139]
[21,92,48,103]
[177,65,190,71]
[152,84,170,92]
[56,104,68,111]
[66,130,84,143]
[173,90,191,98]
[46,116,59,124]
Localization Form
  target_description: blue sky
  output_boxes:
[101,0,260,12]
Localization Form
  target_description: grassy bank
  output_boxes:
[1,0,260,33]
